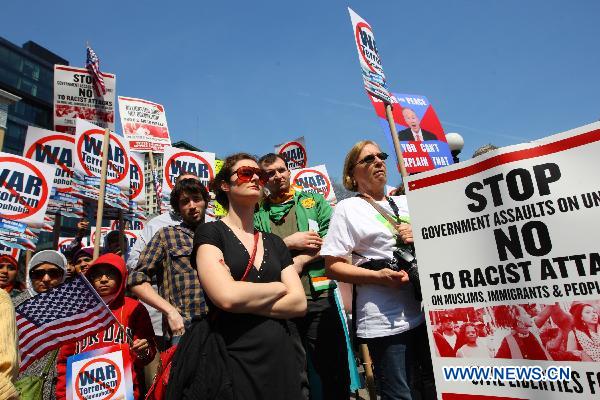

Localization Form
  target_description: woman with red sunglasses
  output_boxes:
[192,152,306,400]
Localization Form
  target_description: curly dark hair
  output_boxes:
[211,153,258,210]
[170,178,209,214]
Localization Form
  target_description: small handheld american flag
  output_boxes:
[86,46,107,96]
[15,274,116,371]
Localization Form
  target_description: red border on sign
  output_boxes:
[76,129,130,184]
[278,141,307,169]
[25,134,75,193]
[129,155,144,200]
[164,151,214,190]
[355,22,377,73]
[75,357,122,400]
[0,156,49,220]
[55,65,115,79]
[407,128,600,191]
[292,169,331,199]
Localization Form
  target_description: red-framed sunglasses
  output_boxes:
[232,166,269,186]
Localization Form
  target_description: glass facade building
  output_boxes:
[0,37,68,155]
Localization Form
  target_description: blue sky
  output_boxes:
[4,0,600,186]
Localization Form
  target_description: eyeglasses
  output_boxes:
[232,166,269,186]
[89,272,118,282]
[30,268,63,280]
[356,152,388,166]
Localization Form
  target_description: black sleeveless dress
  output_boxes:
[193,220,303,400]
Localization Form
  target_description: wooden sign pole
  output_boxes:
[384,103,408,178]
[93,128,111,259]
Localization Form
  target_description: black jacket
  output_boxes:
[167,317,235,400]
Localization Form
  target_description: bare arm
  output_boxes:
[290,251,320,274]
[254,265,307,318]
[196,244,288,313]
[129,282,184,335]
[325,255,409,288]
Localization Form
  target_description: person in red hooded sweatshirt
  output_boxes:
[55,253,156,399]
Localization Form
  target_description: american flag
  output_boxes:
[15,275,116,371]
[86,46,106,96]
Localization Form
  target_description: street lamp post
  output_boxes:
[445,132,464,163]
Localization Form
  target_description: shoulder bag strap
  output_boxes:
[357,194,401,234]
[42,349,59,379]
[240,231,260,282]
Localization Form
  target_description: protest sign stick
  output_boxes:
[52,213,62,250]
[93,128,111,259]
[148,151,159,210]
[359,343,377,400]
[385,104,408,178]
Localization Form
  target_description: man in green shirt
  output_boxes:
[255,153,350,400]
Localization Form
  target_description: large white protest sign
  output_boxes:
[406,122,600,400]
[290,164,337,204]
[161,146,215,211]
[73,119,130,210]
[66,345,134,400]
[22,126,85,217]
[118,96,172,152]
[0,152,55,228]
[54,65,116,134]
[275,136,308,170]
[348,8,391,103]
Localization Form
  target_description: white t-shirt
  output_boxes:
[321,195,424,339]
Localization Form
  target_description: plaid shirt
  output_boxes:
[128,223,206,339]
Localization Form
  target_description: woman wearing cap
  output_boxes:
[13,250,68,400]
[321,141,435,400]
[0,255,24,299]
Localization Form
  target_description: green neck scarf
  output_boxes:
[266,198,296,223]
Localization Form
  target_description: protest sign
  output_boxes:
[0,243,21,260]
[110,219,145,231]
[370,92,453,174]
[406,122,600,399]
[0,152,55,228]
[161,146,215,211]
[90,227,139,251]
[127,152,146,220]
[73,119,130,210]
[22,126,85,217]
[66,344,134,400]
[275,136,308,170]
[290,164,337,204]
[57,236,90,253]
[348,7,391,103]
[118,96,172,152]
[54,65,116,134]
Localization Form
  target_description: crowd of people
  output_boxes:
[0,139,564,400]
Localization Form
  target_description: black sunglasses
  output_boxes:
[356,152,388,166]
[30,267,63,280]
